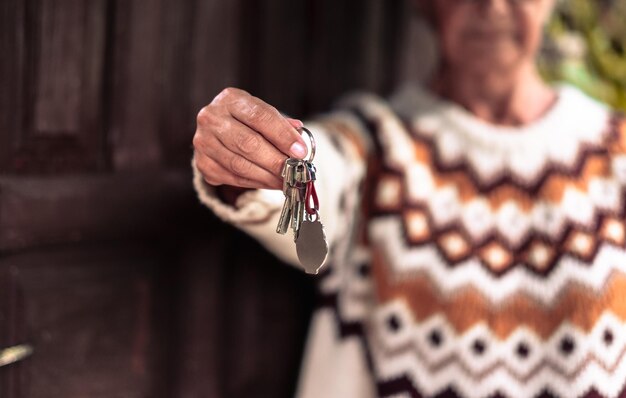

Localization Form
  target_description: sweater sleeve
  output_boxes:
[191,110,372,270]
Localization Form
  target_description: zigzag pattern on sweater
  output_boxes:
[312,88,626,398]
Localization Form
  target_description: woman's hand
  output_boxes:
[193,87,308,190]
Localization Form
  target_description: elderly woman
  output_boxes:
[192,0,626,397]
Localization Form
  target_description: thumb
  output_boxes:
[285,118,304,129]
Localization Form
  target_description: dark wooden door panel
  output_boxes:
[0,267,28,398]
[108,0,163,171]
[0,0,108,174]
[0,172,192,252]
[173,229,315,398]
[34,0,105,134]
[0,244,175,398]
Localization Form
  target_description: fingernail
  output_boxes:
[289,142,307,158]
[292,119,304,128]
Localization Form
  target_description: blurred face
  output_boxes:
[421,0,555,73]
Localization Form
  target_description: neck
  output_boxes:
[429,62,557,126]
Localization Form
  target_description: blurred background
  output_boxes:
[0,0,624,397]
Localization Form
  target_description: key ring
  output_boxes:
[297,127,316,163]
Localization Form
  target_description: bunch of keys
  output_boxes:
[276,127,329,274]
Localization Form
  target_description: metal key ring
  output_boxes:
[297,127,316,163]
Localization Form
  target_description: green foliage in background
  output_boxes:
[539,0,626,111]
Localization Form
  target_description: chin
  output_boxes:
[449,49,524,73]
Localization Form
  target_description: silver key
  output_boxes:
[290,182,303,238]
[276,192,293,235]
[291,160,312,240]
[276,157,309,237]
[282,158,299,194]
[276,159,298,234]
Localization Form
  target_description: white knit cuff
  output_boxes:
[191,157,283,225]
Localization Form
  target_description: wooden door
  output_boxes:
[0,0,409,397]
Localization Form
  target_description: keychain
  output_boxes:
[276,127,329,274]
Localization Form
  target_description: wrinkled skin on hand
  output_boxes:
[193,87,306,190]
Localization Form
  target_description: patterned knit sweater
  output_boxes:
[192,83,626,398]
